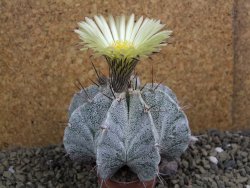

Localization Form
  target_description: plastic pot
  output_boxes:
[98,177,156,188]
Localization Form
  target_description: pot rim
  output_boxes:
[98,175,156,185]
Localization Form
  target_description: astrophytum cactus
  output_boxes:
[64,14,191,182]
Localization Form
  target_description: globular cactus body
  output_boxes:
[64,79,191,181]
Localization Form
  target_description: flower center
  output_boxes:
[112,40,134,51]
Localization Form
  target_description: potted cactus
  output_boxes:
[64,14,191,188]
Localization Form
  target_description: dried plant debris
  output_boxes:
[0,130,249,188]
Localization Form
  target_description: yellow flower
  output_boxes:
[75,14,172,59]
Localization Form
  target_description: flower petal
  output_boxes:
[109,15,119,41]
[129,16,144,42]
[100,15,114,44]
[119,15,126,41]
[84,17,109,46]
[125,14,135,41]
[94,15,113,45]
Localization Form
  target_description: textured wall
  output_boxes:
[0,0,233,148]
[233,0,250,130]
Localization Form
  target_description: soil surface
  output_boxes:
[0,130,249,188]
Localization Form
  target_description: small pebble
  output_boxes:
[208,156,218,164]
[190,136,199,142]
[8,166,15,174]
[216,180,225,188]
[224,160,236,170]
[218,152,230,162]
[174,184,180,188]
[3,171,12,179]
[215,147,224,153]
[0,165,4,173]
[15,174,26,182]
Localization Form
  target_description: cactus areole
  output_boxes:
[64,14,191,182]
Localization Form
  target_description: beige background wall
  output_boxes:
[0,0,237,148]
[233,0,250,130]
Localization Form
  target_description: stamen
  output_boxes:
[111,40,134,51]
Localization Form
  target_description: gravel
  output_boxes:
[0,130,249,188]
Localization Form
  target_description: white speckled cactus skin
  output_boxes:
[64,78,191,181]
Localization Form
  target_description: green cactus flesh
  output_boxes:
[64,81,191,181]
